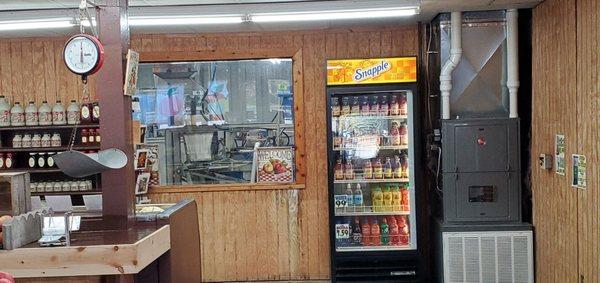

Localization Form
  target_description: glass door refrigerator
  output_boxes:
[326,57,423,282]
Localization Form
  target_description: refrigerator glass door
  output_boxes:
[330,89,417,252]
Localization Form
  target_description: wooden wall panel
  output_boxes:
[0,25,417,282]
[533,0,600,282]
[144,26,418,282]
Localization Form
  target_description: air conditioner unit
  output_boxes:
[442,230,533,283]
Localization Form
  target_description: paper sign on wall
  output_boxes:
[555,134,566,175]
[572,154,587,189]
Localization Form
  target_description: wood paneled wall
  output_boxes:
[145,26,418,282]
[0,26,417,282]
[532,0,600,282]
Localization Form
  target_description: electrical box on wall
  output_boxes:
[441,118,521,223]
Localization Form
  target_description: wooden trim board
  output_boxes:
[0,225,170,278]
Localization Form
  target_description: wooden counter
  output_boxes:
[0,225,170,278]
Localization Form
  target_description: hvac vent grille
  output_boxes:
[443,231,533,283]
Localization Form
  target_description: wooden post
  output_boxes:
[95,0,135,229]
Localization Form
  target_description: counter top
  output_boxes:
[0,225,170,278]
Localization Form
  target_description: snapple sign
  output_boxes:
[353,60,391,83]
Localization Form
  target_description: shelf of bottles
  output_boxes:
[331,91,414,252]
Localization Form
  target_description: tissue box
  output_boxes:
[0,172,31,216]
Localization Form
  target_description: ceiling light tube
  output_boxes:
[0,18,74,31]
[252,7,419,23]
[129,15,243,26]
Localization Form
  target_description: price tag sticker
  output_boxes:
[335,224,350,239]
[334,195,349,208]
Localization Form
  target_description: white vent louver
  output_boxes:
[443,231,533,283]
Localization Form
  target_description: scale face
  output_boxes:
[63,34,104,76]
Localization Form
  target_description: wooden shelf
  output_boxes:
[0,124,99,131]
[32,190,101,196]
[333,115,408,121]
[0,145,100,153]
[334,210,411,217]
[333,145,409,151]
[334,178,409,184]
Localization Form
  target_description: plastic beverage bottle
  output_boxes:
[380,217,390,245]
[345,184,354,209]
[399,219,410,246]
[389,216,400,245]
[399,123,408,145]
[393,155,402,178]
[331,98,341,117]
[370,219,381,246]
[373,158,383,179]
[372,186,383,212]
[399,93,407,116]
[10,102,25,126]
[344,159,354,180]
[335,158,344,180]
[391,184,402,211]
[401,186,410,211]
[52,100,66,125]
[361,219,371,246]
[363,159,373,179]
[400,153,409,178]
[341,97,350,116]
[382,185,393,211]
[353,184,364,212]
[390,95,400,116]
[351,217,362,246]
[360,97,370,116]
[25,101,38,126]
[379,96,389,116]
[391,122,401,146]
[370,96,380,116]
[67,100,80,125]
[38,101,52,125]
[0,96,11,127]
[350,97,360,116]
[384,157,393,179]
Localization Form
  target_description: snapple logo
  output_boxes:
[353,60,391,82]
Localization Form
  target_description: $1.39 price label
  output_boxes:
[335,224,350,239]
[334,195,349,208]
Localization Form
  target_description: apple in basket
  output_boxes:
[262,159,289,175]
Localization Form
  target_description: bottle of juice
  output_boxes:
[335,158,344,180]
[379,96,389,116]
[399,93,407,116]
[341,97,350,116]
[331,97,341,117]
[333,131,341,149]
[391,184,402,211]
[399,218,410,246]
[380,217,390,245]
[373,158,383,179]
[391,122,401,146]
[370,96,380,116]
[350,97,360,116]
[401,186,410,211]
[382,185,392,211]
[351,217,362,246]
[389,216,400,245]
[390,95,400,116]
[371,219,381,246]
[354,184,364,212]
[399,123,408,145]
[393,155,402,178]
[363,159,373,179]
[361,218,371,246]
[360,97,370,116]
[345,184,354,209]
[372,186,383,212]
[383,157,393,179]
[400,153,409,178]
[344,159,354,180]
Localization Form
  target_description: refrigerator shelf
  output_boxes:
[333,115,408,121]
[333,145,409,151]
[334,210,410,217]
[334,178,409,184]
[336,245,412,252]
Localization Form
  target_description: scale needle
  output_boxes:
[80,42,84,64]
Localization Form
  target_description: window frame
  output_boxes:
[140,48,306,193]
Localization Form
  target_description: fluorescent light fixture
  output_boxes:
[252,7,419,23]
[0,18,74,31]
[129,15,243,26]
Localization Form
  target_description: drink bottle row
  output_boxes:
[331,94,408,117]
[336,215,410,247]
[335,183,410,213]
[332,121,408,148]
[334,154,409,180]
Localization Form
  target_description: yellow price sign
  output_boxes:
[327,57,417,85]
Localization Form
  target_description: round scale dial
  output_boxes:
[63,34,104,76]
